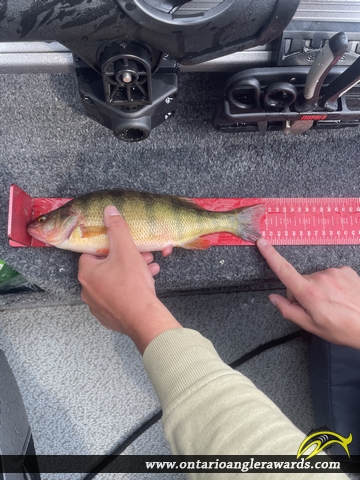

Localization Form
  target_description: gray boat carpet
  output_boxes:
[1,290,314,479]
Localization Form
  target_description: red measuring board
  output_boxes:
[7,185,360,247]
[260,198,360,245]
[194,197,360,246]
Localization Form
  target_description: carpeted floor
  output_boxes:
[1,289,312,480]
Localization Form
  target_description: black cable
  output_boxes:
[228,330,307,369]
[83,410,162,480]
[83,329,308,479]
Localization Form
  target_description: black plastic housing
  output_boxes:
[0,0,300,69]
[213,66,360,134]
[76,55,179,141]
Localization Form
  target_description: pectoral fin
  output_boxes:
[80,225,107,238]
[182,237,211,250]
[96,248,109,255]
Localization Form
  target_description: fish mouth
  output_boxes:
[27,223,64,245]
[27,212,83,246]
[27,221,47,241]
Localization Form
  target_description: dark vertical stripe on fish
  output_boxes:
[141,191,157,238]
[170,196,186,243]
[114,191,126,217]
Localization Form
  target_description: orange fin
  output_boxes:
[182,237,212,250]
[96,248,109,255]
[80,225,107,238]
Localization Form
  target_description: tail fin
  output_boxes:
[235,204,265,243]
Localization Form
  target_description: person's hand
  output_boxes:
[78,206,181,354]
[257,237,360,349]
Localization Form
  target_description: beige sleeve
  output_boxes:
[143,327,347,479]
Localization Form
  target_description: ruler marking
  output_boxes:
[255,198,360,245]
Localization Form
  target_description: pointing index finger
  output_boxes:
[257,238,309,297]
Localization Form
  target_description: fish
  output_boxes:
[27,189,265,256]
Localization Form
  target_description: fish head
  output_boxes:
[27,206,82,246]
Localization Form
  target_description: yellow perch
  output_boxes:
[27,189,265,256]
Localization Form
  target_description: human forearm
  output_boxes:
[129,301,181,354]
[143,328,348,479]
[144,328,308,455]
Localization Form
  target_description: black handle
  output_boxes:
[263,82,297,109]
[319,56,360,111]
[226,77,262,111]
[296,32,348,112]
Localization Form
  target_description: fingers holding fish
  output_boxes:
[76,209,178,348]
[141,252,154,264]
[103,206,160,277]
[147,261,160,276]
[140,252,160,276]
[161,246,173,257]
[103,206,138,260]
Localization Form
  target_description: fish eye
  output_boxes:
[37,215,47,223]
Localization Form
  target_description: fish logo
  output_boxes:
[297,427,352,459]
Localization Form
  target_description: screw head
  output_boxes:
[122,72,133,83]
[82,96,94,105]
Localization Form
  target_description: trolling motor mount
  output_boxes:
[76,41,178,142]
[0,0,301,141]
[100,41,154,108]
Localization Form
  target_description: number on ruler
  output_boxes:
[261,198,360,245]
